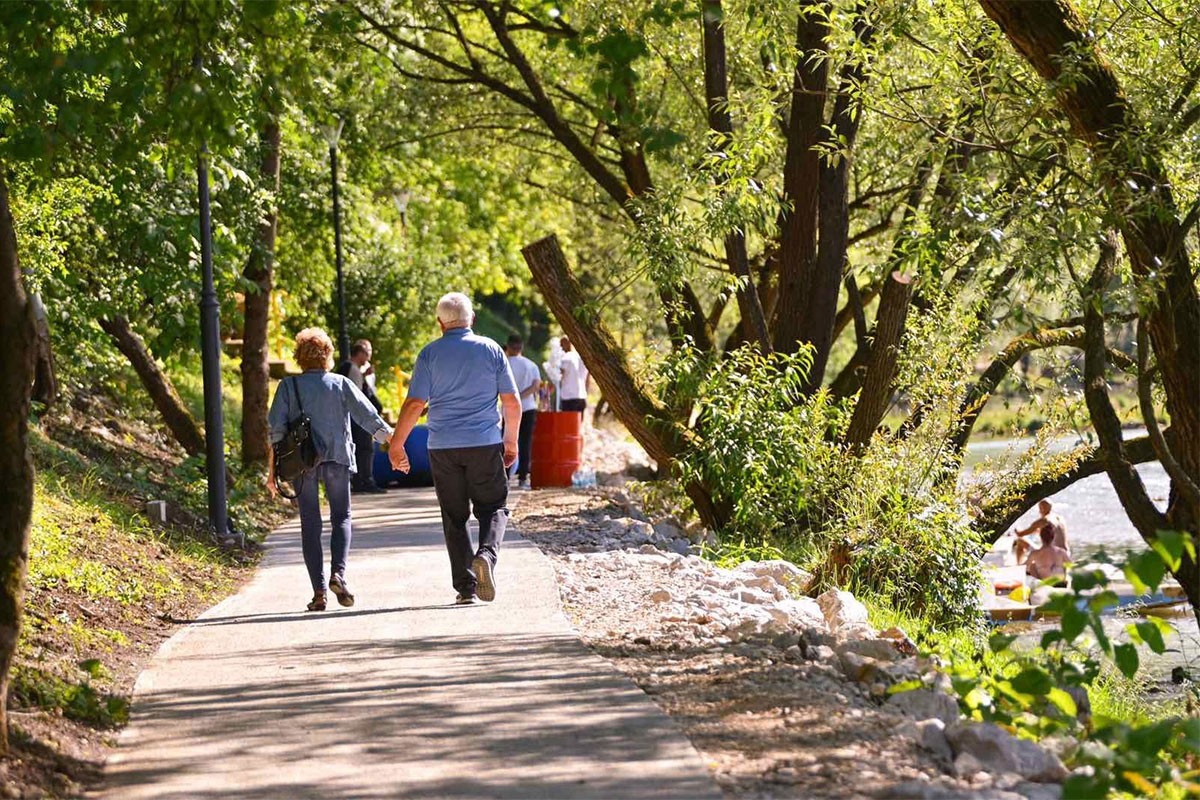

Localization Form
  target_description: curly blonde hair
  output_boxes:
[294,327,334,371]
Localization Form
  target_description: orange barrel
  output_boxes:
[530,411,583,488]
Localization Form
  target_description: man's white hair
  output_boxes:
[436,292,474,327]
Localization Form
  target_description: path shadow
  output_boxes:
[107,633,715,800]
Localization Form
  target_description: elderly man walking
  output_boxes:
[389,293,521,604]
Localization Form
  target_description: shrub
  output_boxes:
[670,343,984,625]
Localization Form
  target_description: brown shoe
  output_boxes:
[472,556,496,602]
[328,573,355,607]
[306,591,327,612]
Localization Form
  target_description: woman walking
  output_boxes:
[267,328,393,611]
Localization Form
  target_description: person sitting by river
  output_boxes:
[1014,499,1070,559]
[1025,523,1070,582]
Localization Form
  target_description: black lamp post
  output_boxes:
[197,144,229,541]
[323,119,350,365]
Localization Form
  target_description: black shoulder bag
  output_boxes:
[273,377,318,498]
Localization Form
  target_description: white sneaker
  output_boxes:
[518,478,531,490]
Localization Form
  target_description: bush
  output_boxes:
[670,343,984,625]
[927,532,1200,798]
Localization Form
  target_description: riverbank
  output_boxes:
[514,488,1065,799]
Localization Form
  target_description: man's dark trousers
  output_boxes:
[516,409,537,482]
[428,443,509,597]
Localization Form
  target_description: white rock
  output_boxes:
[724,605,789,641]
[886,688,961,725]
[816,589,873,634]
[735,559,812,594]
[776,598,828,631]
[666,539,691,556]
[837,637,902,663]
[731,587,778,605]
[946,722,1070,783]
[649,588,673,603]
[897,718,954,763]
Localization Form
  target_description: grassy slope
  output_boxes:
[5,381,288,798]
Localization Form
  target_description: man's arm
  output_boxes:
[501,392,521,468]
[520,377,541,400]
[1014,518,1046,538]
[388,397,427,473]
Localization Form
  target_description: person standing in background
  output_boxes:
[558,335,589,416]
[505,334,541,490]
[337,339,386,494]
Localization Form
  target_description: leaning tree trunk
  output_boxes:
[99,315,206,458]
[0,169,36,756]
[521,235,727,529]
[240,118,282,466]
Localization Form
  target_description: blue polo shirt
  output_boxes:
[407,327,519,450]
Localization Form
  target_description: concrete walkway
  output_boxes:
[100,488,721,800]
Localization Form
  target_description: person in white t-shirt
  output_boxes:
[505,335,542,489]
[558,335,589,415]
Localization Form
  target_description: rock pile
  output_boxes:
[548,529,1067,797]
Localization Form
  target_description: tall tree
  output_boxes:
[979,0,1200,609]
[0,171,36,755]
[240,117,282,466]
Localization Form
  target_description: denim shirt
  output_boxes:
[268,370,391,474]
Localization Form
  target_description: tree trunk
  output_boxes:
[1081,237,1199,619]
[30,293,57,408]
[99,315,207,458]
[701,0,771,352]
[979,0,1200,532]
[982,0,1200,618]
[521,235,726,529]
[240,118,281,466]
[772,3,830,355]
[0,170,36,756]
[844,271,913,447]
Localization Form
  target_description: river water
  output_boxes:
[964,434,1198,690]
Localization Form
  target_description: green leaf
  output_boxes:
[1045,687,1078,718]
[1130,718,1177,756]
[1113,643,1139,678]
[1124,551,1166,594]
[1062,774,1109,799]
[1087,590,1119,613]
[1090,616,1112,656]
[1133,621,1166,654]
[887,679,924,695]
[1010,667,1053,695]
[78,658,104,678]
[1061,606,1089,643]
[1071,569,1106,592]
[989,632,1018,653]
[1178,717,1200,755]
[1149,530,1185,571]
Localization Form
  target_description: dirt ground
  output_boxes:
[3,399,272,800]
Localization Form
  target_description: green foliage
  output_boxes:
[11,663,130,728]
[926,535,1199,799]
[671,339,984,625]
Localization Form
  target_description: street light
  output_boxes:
[322,118,350,365]
[392,188,411,233]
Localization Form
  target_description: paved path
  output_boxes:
[101,488,721,800]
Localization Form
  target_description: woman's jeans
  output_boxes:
[296,462,352,592]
